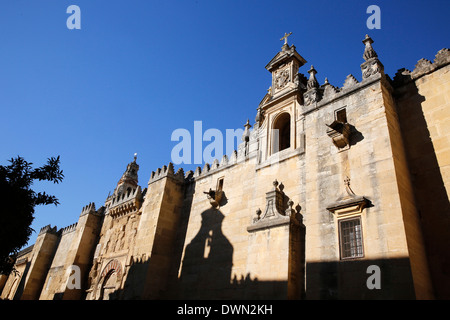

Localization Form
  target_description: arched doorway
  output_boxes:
[273,112,291,153]
[97,259,122,300]
[99,270,118,300]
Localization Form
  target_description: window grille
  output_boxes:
[339,217,364,259]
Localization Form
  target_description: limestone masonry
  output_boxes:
[1,35,450,300]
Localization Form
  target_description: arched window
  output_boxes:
[273,112,291,153]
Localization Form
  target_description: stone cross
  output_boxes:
[280,32,292,45]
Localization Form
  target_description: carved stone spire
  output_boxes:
[360,34,384,79]
[307,65,319,89]
[303,65,321,106]
[362,34,378,61]
[242,119,252,142]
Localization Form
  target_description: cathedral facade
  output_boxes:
[1,35,450,300]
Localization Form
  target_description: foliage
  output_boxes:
[0,156,63,275]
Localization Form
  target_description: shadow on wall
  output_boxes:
[175,207,292,300]
[113,207,290,300]
[176,208,234,299]
[306,257,416,300]
[11,262,30,300]
[87,207,419,300]
[394,77,450,299]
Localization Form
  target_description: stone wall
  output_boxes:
[20,226,59,300]
[394,50,450,299]
[39,225,77,300]
[1,38,448,301]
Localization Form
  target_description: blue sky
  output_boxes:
[0,0,448,248]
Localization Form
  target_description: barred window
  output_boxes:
[339,217,364,259]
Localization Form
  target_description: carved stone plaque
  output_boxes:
[275,68,290,90]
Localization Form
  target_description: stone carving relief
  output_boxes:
[303,89,320,106]
[361,59,381,78]
[360,34,384,80]
[326,120,352,150]
[275,68,290,90]
[303,65,322,106]
[203,187,225,208]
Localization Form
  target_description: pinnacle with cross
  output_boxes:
[280,32,292,45]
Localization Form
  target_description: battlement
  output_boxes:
[109,186,142,205]
[393,48,450,86]
[193,151,241,179]
[148,162,186,184]
[147,144,252,185]
[80,202,96,216]
[107,185,143,218]
[38,224,58,236]
[60,222,78,235]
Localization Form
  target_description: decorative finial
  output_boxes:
[363,34,373,44]
[308,65,317,75]
[134,153,137,162]
[244,119,251,130]
[307,65,319,90]
[288,200,294,208]
[362,34,378,61]
[280,32,292,45]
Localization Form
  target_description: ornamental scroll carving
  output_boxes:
[275,68,290,90]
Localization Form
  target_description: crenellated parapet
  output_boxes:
[80,202,96,216]
[148,162,185,184]
[38,224,59,236]
[60,222,78,235]
[192,147,250,180]
[107,185,143,218]
[393,48,450,87]
[149,125,257,183]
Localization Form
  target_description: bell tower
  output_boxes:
[116,153,139,191]
[264,32,307,99]
[256,33,307,164]
[104,153,143,217]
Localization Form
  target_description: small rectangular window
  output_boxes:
[339,217,364,259]
[335,108,347,123]
[217,177,224,192]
